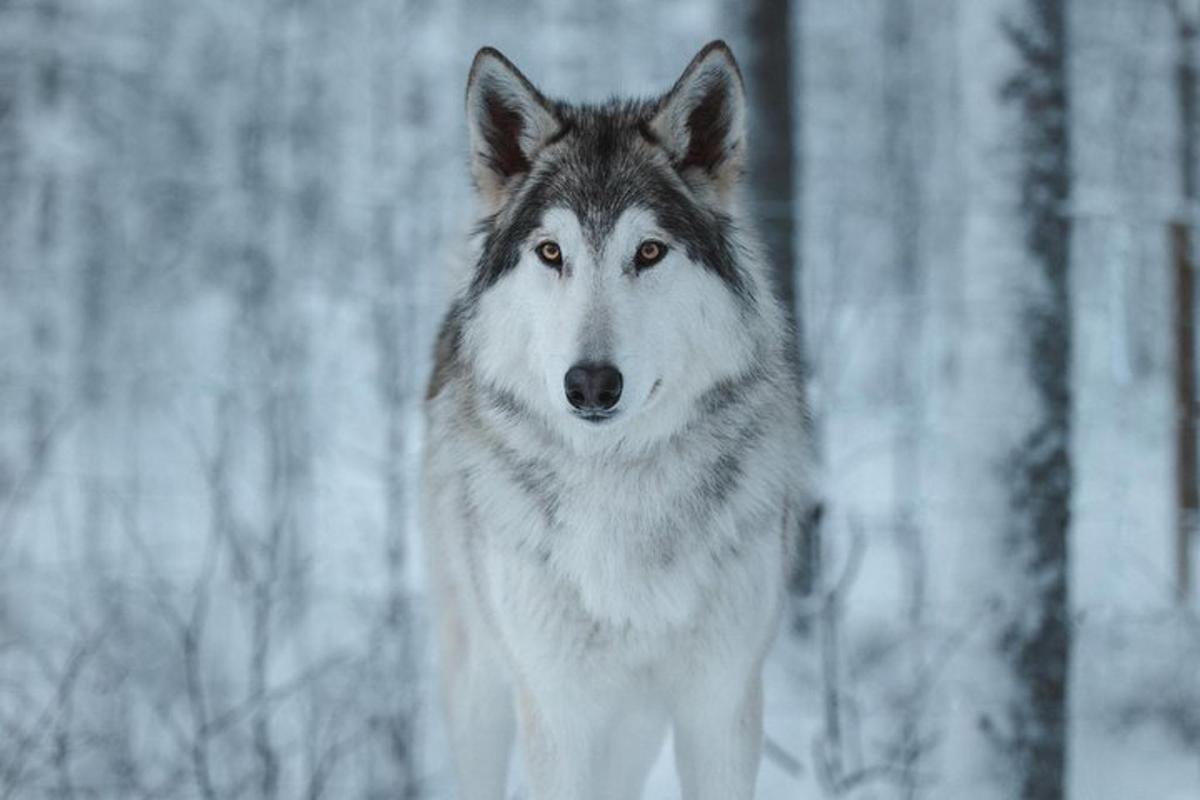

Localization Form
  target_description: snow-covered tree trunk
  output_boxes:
[365,0,423,795]
[884,0,925,632]
[882,2,937,795]
[930,0,1072,797]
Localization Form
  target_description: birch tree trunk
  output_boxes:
[932,1,1072,797]
[999,2,1072,794]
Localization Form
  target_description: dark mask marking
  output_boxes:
[467,98,750,301]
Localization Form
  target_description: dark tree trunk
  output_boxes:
[1174,4,1198,605]
[741,0,821,611]
[1173,222,1196,605]
[744,0,797,316]
[999,0,1072,796]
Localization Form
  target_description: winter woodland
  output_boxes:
[0,0,1197,797]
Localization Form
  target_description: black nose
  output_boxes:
[564,363,623,412]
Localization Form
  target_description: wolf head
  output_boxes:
[454,41,776,450]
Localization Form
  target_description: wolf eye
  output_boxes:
[634,240,667,270]
[536,241,563,268]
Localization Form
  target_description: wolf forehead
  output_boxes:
[471,98,746,297]
[531,99,688,239]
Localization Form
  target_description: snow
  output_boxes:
[0,0,1196,797]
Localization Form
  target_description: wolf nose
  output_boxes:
[564,363,623,412]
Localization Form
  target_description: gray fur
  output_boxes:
[491,441,562,529]
[576,295,614,363]
[423,40,812,800]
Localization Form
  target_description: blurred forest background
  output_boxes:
[1,0,1199,798]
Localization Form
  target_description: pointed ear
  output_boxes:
[465,47,561,212]
[650,41,746,199]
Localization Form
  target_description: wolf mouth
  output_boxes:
[572,410,618,424]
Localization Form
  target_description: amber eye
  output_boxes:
[634,239,667,270]
[536,241,563,268]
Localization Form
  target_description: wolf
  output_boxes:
[421,40,810,800]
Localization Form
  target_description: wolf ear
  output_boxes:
[650,41,746,199]
[466,48,561,212]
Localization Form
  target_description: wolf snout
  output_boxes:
[564,362,623,414]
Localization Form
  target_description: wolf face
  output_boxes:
[452,42,768,450]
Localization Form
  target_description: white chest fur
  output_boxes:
[459,421,788,636]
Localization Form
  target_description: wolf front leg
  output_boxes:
[671,657,765,800]
[515,680,614,800]
[436,586,514,800]
[445,661,514,800]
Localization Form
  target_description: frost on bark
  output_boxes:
[996,0,1073,796]
[364,1,424,795]
[933,0,1073,796]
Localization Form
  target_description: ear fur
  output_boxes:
[465,48,561,212]
[650,40,746,199]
